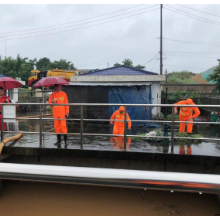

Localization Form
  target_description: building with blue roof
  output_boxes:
[64,65,165,127]
[82,65,158,76]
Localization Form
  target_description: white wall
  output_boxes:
[151,82,161,116]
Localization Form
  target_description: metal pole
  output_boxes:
[171,106,174,153]
[1,104,4,141]
[39,104,43,147]
[160,4,163,76]
[124,106,127,151]
[80,106,83,149]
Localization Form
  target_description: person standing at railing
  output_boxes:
[110,106,131,135]
[48,84,69,146]
[174,98,200,134]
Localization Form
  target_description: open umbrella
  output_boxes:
[34,77,69,88]
[0,77,23,90]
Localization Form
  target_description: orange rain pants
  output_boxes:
[179,144,192,155]
[110,106,132,135]
[48,91,69,134]
[110,137,131,150]
[174,98,200,133]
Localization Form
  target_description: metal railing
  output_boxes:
[0,163,220,194]
[1,103,220,152]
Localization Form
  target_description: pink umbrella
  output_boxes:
[34,77,69,87]
[0,77,23,90]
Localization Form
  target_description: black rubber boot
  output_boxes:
[54,134,61,146]
[64,135,68,146]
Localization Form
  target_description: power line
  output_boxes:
[178,4,220,19]
[0,4,151,35]
[3,7,159,41]
[165,54,220,58]
[144,52,159,66]
[165,52,220,54]
[3,5,158,37]
[159,37,220,46]
[164,5,220,26]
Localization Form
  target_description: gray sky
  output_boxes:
[0,4,220,74]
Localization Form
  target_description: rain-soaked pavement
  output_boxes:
[3,111,220,157]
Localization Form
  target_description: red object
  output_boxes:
[0,77,22,90]
[34,77,69,87]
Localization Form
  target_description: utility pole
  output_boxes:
[160,4,163,76]
[165,69,167,84]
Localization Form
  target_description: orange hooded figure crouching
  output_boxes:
[110,106,132,135]
[174,98,200,134]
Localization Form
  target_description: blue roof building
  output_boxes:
[82,65,158,76]
[65,65,165,126]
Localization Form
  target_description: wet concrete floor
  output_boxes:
[3,111,220,157]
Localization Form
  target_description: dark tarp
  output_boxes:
[109,86,159,127]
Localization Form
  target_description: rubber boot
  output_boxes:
[54,134,61,146]
[64,135,68,146]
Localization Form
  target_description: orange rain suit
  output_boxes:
[110,106,132,135]
[48,91,69,134]
[174,98,200,133]
[110,137,131,150]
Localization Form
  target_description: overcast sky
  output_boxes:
[0,4,220,74]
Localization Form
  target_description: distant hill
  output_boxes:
[191,66,217,84]
[167,67,217,84]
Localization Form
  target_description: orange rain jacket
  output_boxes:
[48,91,69,133]
[174,98,200,133]
[174,98,200,119]
[110,106,131,135]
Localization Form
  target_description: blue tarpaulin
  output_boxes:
[109,86,160,127]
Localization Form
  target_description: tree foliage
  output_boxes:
[0,55,76,86]
[113,59,145,70]
[167,71,195,84]
[207,62,219,89]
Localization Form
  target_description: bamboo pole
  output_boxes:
[16,114,52,120]
[0,133,23,154]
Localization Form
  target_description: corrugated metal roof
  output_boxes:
[81,65,158,76]
[69,82,151,86]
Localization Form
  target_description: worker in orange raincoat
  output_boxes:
[48,84,69,146]
[110,137,132,150]
[174,98,200,134]
[110,106,131,135]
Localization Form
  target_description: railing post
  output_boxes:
[124,106,127,151]
[1,104,4,142]
[171,106,175,153]
[39,104,43,147]
[80,106,83,149]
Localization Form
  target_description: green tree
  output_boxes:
[50,59,76,70]
[113,62,121,67]
[0,55,37,86]
[122,59,133,67]
[113,59,145,69]
[36,57,51,71]
[134,65,145,70]
[207,62,219,89]
[167,71,195,84]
